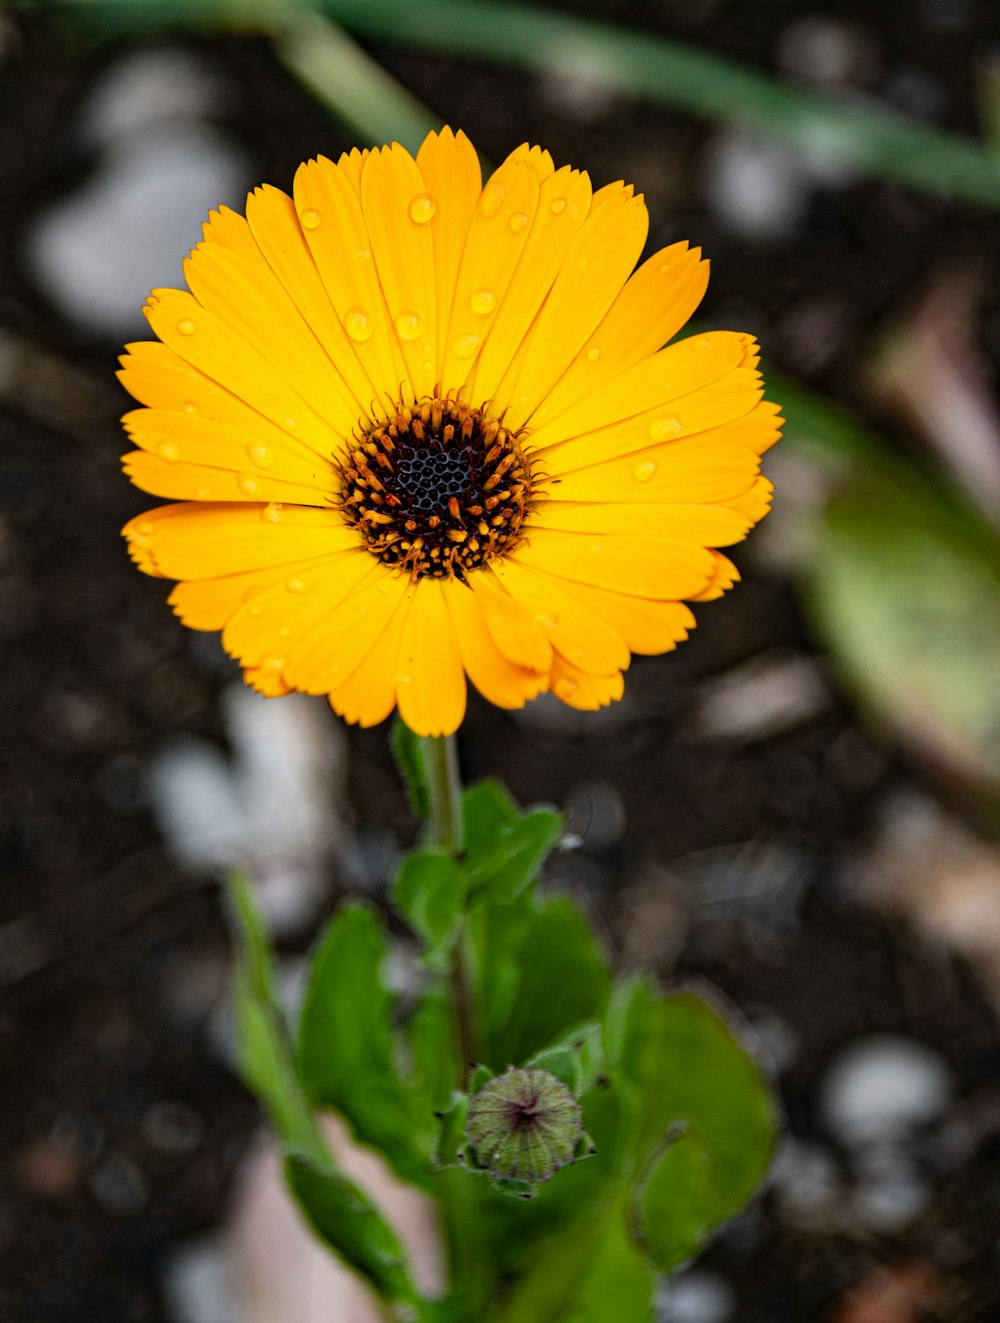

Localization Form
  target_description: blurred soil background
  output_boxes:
[3,2,1000,1321]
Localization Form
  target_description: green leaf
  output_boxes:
[409,985,456,1114]
[226,870,279,1007]
[433,1090,470,1169]
[285,1151,418,1308]
[392,716,431,819]
[633,988,777,1231]
[807,473,1000,792]
[461,779,520,859]
[465,806,564,904]
[296,903,433,1187]
[525,1046,581,1097]
[225,878,419,1308]
[393,847,465,969]
[486,898,612,1068]
[497,1195,655,1323]
[634,1127,719,1273]
[526,1024,603,1098]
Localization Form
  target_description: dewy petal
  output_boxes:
[498,186,649,427]
[537,242,710,423]
[361,143,439,400]
[549,655,625,710]
[687,551,741,602]
[222,550,374,669]
[540,576,697,655]
[514,528,715,600]
[183,233,361,436]
[535,501,755,546]
[168,556,343,630]
[396,579,467,737]
[531,332,753,455]
[491,558,630,675]
[245,183,377,409]
[443,578,548,709]
[471,166,592,406]
[439,155,541,390]
[549,441,762,505]
[294,154,408,406]
[328,587,413,728]
[122,502,357,580]
[143,291,340,458]
[415,128,482,353]
[467,570,553,673]
[284,570,413,695]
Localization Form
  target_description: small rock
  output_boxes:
[691,651,830,743]
[162,1235,236,1323]
[821,1035,953,1147]
[658,1270,736,1323]
[90,1153,150,1216]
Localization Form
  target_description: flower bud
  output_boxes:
[465,1067,583,1184]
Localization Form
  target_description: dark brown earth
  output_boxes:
[3,6,1000,1321]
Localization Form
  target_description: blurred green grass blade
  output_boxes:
[318,0,1000,209]
[275,12,439,154]
[58,0,1000,207]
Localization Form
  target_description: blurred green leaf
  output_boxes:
[393,847,466,970]
[434,1090,470,1169]
[297,903,433,1187]
[634,1127,718,1273]
[497,1195,655,1323]
[226,878,420,1306]
[409,984,456,1114]
[392,717,431,820]
[632,989,777,1225]
[285,1151,419,1308]
[487,898,612,1067]
[460,793,563,899]
[461,780,519,859]
[808,473,1000,792]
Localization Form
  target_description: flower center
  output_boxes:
[337,394,533,580]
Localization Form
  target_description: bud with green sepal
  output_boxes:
[463,1066,591,1196]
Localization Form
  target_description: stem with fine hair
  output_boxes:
[419,733,477,1080]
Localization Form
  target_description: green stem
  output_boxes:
[422,733,463,854]
[420,735,478,1081]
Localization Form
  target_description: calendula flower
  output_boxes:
[121,129,780,737]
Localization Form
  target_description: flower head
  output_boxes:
[121,130,780,736]
[465,1067,583,1184]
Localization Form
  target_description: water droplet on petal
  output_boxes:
[536,611,559,629]
[133,521,155,543]
[156,441,179,463]
[409,192,437,224]
[261,502,283,524]
[550,198,567,215]
[634,460,657,483]
[471,288,496,314]
[299,209,321,230]
[260,652,284,672]
[509,212,529,233]
[247,602,263,617]
[694,335,712,350]
[352,247,372,266]
[286,577,306,594]
[195,488,208,499]
[238,474,259,497]
[659,262,671,273]
[452,333,480,359]
[284,417,296,430]
[396,310,422,340]
[586,347,601,362]
[345,308,373,342]
[247,444,273,469]
[555,676,579,699]
[181,400,197,414]
[649,414,682,441]
[479,180,505,217]
[176,318,196,336]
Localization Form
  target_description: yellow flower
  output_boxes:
[121,129,780,737]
